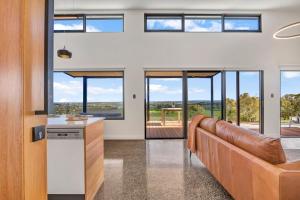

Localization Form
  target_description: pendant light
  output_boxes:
[273,21,300,40]
[57,45,72,59]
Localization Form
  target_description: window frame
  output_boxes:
[53,71,125,120]
[279,70,300,138]
[144,13,185,32]
[54,14,124,33]
[85,14,125,33]
[223,14,262,33]
[144,13,262,33]
[54,14,85,33]
[184,14,223,33]
[224,70,264,133]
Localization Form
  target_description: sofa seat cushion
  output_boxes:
[216,120,286,164]
[199,118,218,134]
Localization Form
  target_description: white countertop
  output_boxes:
[47,116,105,129]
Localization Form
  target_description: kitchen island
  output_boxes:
[47,117,104,200]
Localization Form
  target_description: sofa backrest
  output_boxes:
[216,120,286,164]
[199,118,218,134]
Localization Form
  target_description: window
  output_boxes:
[87,77,124,119]
[145,14,183,32]
[225,72,237,124]
[53,71,124,120]
[145,14,261,33]
[54,14,124,33]
[280,71,300,137]
[239,72,261,131]
[86,15,124,32]
[224,15,261,32]
[213,73,222,119]
[53,72,84,114]
[54,15,84,32]
[225,71,263,133]
[185,15,222,32]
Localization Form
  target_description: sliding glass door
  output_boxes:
[239,72,261,131]
[145,72,184,139]
[187,76,211,121]
[281,71,300,137]
[145,70,264,139]
[225,71,263,133]
[187,71,222,122]
[225,72,237,124]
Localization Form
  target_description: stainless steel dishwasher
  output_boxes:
[47,128,85,196]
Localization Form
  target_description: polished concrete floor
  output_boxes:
[94,140,232,200]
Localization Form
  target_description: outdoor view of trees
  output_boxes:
[53,72,124,119]
[281,94,300,121]
[54,102,123,117]
[280,71,300,137]
[147,92,259,123]
[239,93,260,123]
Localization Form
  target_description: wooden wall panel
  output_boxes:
[85,121,104,200]
[0,0,47,199]
[0,1,24,200]
[23,0,47,199]
[24,0,45,111]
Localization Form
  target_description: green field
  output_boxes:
[147,101,222,121]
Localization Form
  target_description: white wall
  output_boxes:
[54,10,300,139]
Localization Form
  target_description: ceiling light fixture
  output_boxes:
[57,46,72,59]
[273,21,300,40]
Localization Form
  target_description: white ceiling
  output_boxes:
[55,0,300,11]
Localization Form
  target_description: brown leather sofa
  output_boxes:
[188,116,300,200]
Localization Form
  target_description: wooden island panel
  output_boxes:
[84,120,104,200]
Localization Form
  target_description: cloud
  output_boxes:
[54,81,122,102]
[283,72,300,79]
[156,78,181,82]
[150,84,168,93]
[86,25,102,32]
[190,88,205,93]
[185,20,221,32]
[54,23,101,32]
[87,86,122,95]
[58,98,69,103]
[224,22,251,30]
[147,19,181,30]
[53,81,82,95]
[150,84,181,94]
[241,72,258,76]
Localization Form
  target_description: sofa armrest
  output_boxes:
[279,171,300,200]
[277,160,300,170]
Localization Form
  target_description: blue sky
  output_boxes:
[54,19,123,32]
[54,17,258,32]
[148,72,260,102]
[53,73,123,103]
[147,18,259,31]
[281,71,300,96]
[54,71,300,103]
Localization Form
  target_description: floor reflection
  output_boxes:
[95,140,232,200]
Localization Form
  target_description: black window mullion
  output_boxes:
[83,14,86,32]
[259,70,264,134]
[181,14,185,32]
[211,77,214,117]
[83,77,87,113]
[182,71,188,139]
[236,71,240,126]
[221,71,226,120]
[221,14,225,32]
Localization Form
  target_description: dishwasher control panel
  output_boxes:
[47,128,84,139]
